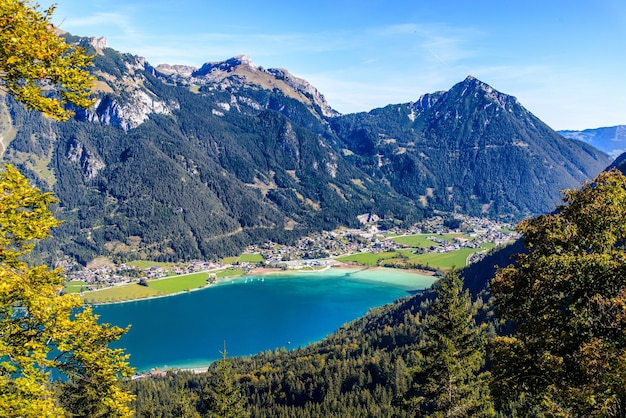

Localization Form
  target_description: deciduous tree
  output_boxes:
[491,169,626,416]
[0,165,135,417]
[0,2,134,416]
[0,0,94,121]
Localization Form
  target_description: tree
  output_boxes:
[0,2,134,416]
[203,344,248,418]
[406,270,494,417]
[491,169,626,416]
[0,165,135,417]
[0,0,94,121]
[171,381,200,418]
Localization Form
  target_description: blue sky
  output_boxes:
[45,0,626,130]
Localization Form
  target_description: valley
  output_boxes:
[2,2,625,416]
[0,39,610,266]
[65,213,518,304]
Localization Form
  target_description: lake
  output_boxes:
[93,267,436,372]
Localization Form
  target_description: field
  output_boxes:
[215,268,246,278]
[405,243,495,270]
[80,269,246,304]
[337,235,496,271]
[148,272,210,293]
[82,284,163,304]
[389,233,467,248]
[238,253,265,263]
[336,251,400,266]
[63,280,88,294]
[127,260,180,273]
[409,248,481,270]
[222,253,265,264]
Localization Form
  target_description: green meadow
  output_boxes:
[80,269,246,304]
[222,253,265,264]
[83,284,163,304]
[389,233,469,248]
[127,260,174,269]
[148,272,210,293]
[337,236,496,271]
[409,248,480,270]
[63,280,88,294]
[336,251,401,266]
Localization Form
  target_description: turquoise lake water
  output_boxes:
[93,268,436,372]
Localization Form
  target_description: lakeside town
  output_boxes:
[62,213,519,293]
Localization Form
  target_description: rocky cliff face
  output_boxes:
[66,138,105,180]
[157,55,338,119]
[75,54,179,131]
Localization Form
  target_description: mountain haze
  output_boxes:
[0,35,611,263]
[559,125,626,158]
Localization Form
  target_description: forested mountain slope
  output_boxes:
[0,35,611,263]
[330,76,609,218]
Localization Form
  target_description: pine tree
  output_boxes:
[406,270,494,417]
[203,345,249,418]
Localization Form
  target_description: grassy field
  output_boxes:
[389,233,470,248]
[337,237,496,271]
[80,269,246,304]
[215,268,246,278]
[407,244,495,270]
[82,284,164,304]
[63,280,88,294]
[128,260,175,269]
[336,251,402,266]
[390,234,442,248]
[148,272,210,293]
[238,253,265,263]
[222,253,265,264]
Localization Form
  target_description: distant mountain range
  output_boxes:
[0,35,611,263]
[559,126,626,158]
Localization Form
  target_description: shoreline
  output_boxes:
[86,263,438,306]
[247,262,437,277]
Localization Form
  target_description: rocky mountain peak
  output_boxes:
[76,36,108,55]
[193,55,257,77]
[265,67,339,118]
[155,64,197,77]
[443,76,522,115]
[156,55,338,119]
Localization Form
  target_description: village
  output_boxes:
[62,213,519,292]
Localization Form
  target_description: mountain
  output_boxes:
[607,150,626,174]
[559,125,626,158]
[0,36,612,263]
[330,76,610,217]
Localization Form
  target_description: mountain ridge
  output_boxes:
[559,125,626,158]
[0,37,612,263]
